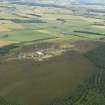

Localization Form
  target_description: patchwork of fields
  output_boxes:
[0,1,105,105]
[1,2,105,44]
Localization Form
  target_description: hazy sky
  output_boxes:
[1,0,105,5]
[79,0,105,3]
[35,0,105,4]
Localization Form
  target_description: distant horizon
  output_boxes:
[0,0,105,5]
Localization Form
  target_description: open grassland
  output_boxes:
[0,2,105,105]
[0,40,16,47]
[47,44,105,105]
[0,29,58,42]
[0,2,105,46]
[0,51,96,105]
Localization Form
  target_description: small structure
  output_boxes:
[36,51,44,57]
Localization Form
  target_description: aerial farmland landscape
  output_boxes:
[0,0,105,105]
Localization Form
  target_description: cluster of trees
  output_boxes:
[74,30,105,36]
[0,44,18,55]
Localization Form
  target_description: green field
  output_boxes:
[0,2,105,44]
